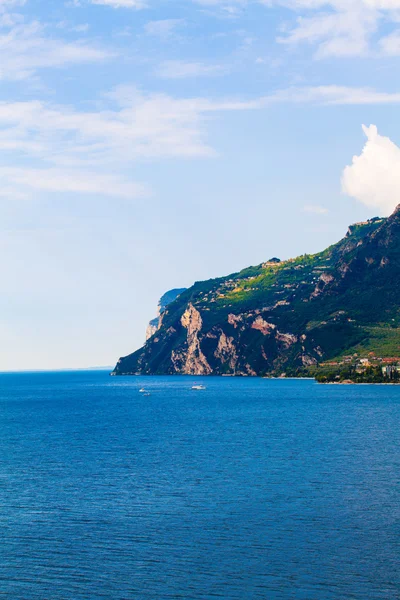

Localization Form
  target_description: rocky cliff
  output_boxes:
[114,205,400,376]
[145,288,187,341]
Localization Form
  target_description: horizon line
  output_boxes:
[0,366,114,374]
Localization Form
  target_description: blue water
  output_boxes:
[0,372,399,599]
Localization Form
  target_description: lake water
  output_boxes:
[0,372,399,599]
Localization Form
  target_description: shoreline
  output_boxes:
[319,381,400,385]
[111,372,399,384]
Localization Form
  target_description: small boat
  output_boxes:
[139,388,146,393]
[192,385,206,390]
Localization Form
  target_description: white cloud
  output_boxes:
[342,125,400,216]
[156,60,225,79]
[90,0,147,7]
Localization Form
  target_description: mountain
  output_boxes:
[145,288,187,341]
[113,206,400,377]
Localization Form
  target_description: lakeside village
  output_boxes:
[314,354,400,384]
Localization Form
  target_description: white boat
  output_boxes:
[192,385,206,390]
[139,388,146,393]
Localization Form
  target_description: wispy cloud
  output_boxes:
[302,204,329,215]
[0,20,111,81]
[0,0,26,8]
[265,85,400,105]
[155,60,225,79]
[0,167,147,198]
[0,87,262,163]
[278,9,377,58]
[90,0,147,7]
[379,29,400,56]
[3,83,400,201]
[0,87,260,200]
[195,0,400,57]
[192,0,246,17]
[144,19,185,38]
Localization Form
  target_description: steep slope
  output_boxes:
[145,288,187,341]
[113,206,400,376]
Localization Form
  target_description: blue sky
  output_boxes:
[2,0,400,370]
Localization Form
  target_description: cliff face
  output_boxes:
[145,288,187,341]
[146,318,160,342]
[172,304,213,375]
[114,206,400,376]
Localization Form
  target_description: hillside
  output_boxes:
[113,206,400,377]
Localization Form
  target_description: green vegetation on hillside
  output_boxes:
[315,365,399,384]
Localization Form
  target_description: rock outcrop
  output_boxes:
[179,304,212,375]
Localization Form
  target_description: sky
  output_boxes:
[2,0,400,370]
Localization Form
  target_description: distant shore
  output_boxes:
[110,372,400,384]
[319,381,400,385]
